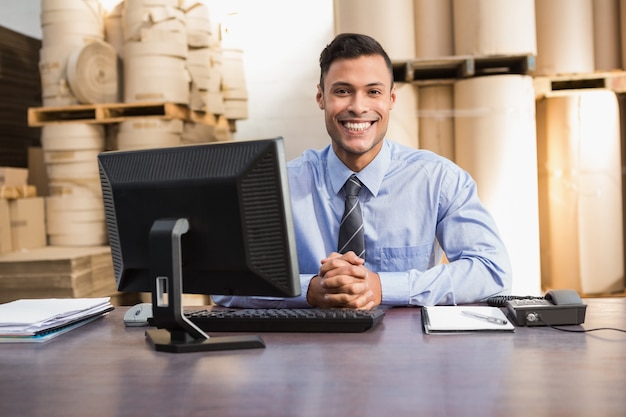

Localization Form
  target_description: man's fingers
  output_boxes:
[324,290,374,309]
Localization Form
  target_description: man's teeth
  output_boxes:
[343,122,371,131]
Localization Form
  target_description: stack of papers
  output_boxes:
[0,297,114,343]
[422,305,515,334]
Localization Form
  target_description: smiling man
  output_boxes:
[213,33,512,309]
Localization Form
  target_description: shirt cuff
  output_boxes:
[378,271,410,306]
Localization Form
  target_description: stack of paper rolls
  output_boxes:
[41,123,108,246]
[186,2,225,116]
[38,1,114,247]
[39,0,105,106]
[536,90,625,294]
[454,75,541,296]
[122,0,189,104]
[412,1,454,159]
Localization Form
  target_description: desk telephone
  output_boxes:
[488,289,587,326]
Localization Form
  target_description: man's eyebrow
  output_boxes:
[329,81,387,89]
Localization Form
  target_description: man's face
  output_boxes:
[316,54,396,171]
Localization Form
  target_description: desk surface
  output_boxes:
[1,298,625,417]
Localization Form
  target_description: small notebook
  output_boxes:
[422,305,515,334]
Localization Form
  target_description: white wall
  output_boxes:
[1,0,333,160]
[213,0,333,159]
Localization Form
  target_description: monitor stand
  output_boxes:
[145,218,265,353]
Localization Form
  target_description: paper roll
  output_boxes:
[118,118,183,133]
[454,75,540,295]
[414,0,453,58]
[116,131,181,151]
[417,85,454,161]
[44,150,101,164]
[48,180,103,198]
[535,0,594,75]
[593,0,621,71]
[46,160,100,181]
[123,53,190,103]
[41,124,105,151]
[41,0,104,48]
[452,0,536,56]
[44,208,105,224]
[386,83,418,149]
[39,45,72,87]
[333,0,416,60]
[182,122,215,144]
[536,90,625,294]
[39,46,78,106]
[67,40,119,104]
[48,232,108,247]
[46,195,104,212]
[47,219,107,236]
[123,37,187,59]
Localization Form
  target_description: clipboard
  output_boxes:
[422,305,515,334]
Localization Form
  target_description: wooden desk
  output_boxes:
[1,298,625,417]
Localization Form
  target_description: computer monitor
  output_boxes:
[98,137,300,353]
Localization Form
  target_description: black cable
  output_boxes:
[537,317,626,333]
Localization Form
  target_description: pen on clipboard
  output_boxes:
[461,310,508,325]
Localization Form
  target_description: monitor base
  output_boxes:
[146,329,265,353]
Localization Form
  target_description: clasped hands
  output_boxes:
[306,251,382,310]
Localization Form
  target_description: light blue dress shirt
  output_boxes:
[213,140,512,308]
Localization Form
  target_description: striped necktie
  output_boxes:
[338,175,365,259]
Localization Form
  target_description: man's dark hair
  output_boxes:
[319,33,394,89]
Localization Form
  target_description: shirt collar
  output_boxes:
[328,140,391,197]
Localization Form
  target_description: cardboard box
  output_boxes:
[0,199,11,254]
[0,167,28,187]
[9,197,46,250]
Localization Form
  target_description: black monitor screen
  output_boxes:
[98,137,300,300]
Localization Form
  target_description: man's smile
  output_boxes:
[341,121,375,131]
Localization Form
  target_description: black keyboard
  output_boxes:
[184,308,385,333]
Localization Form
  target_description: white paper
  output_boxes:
[422,305,515,333]
[0,298,112,335]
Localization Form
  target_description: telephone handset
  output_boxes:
[502,289,587,326]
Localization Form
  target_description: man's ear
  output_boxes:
[389,83,397,110]
[316,84,324,109]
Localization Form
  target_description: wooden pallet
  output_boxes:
[393,54,535,84]
[534,71,626,98]
[27,101,221,127]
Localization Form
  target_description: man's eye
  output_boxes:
[334,88,350,95]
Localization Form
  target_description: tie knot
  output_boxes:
[343,175,362,197]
